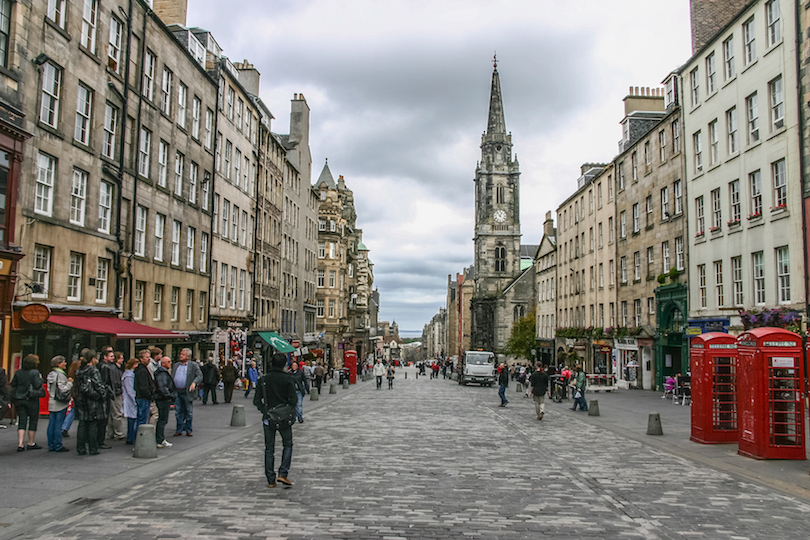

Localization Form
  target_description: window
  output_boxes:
[317,269,324,288]
[96,258,109,303]
[743,17,756,65]
[690,67,700,106]
[634,299,642,327]
[234,149,241,188]
[171,287,179,321]
[711,188,722,230]
[224,140,232,180]
[662,240,670,272]
[659,130,666,162]
[134,281,145,320]
[695,196,705,234]
[199,291,206,322]
[138,128,151,178]
[69,169,87,226]
[698,264,707,308]
[495,245,506,272]
[723,36,735,80]
[236,98,243,129]
[776,246,790,302]
[240,210,247,246]
[648,297,655,316]
[732,256,743,306]
[174,151,184,196]
[674,180,683,215]
[0,2,10,68]
[598,222,603,248]
[47,0,66,28]
[693,131,702,173]
[726,108,737,154]
[157,140,168,188]
[108,16,123,73]
[134,206,146,256]
[661,187,669,219]
[631,151,638,181]
[608,174,614,200]
[619,211,626,239]
[230,266,236,309]
[35,153,55,217]
[98,181,112,233]
[67,252,83,301]
[622,301,628,326]
[746,93,759,143]
[200,232,208,273]
[154,213,165,262]
[231,205,238,241]
[153,284,163,321]
[766,0,781,46]
[599,263,604,287]
[171,220,181,266]
[142,51,156,100]
[620,256,627,284]
[239,269,246,310]
[80,0,98,53]
[227,86,235,119]
[205,109,213,149]
[618,162,625,190]
[74,84,93,145]
[632,203,639,233]
[186,227,195,269]
[715,261,724,307]
[318,242,325,258]
[647,245,655,270]
[609,259,615,286]
[772,159,786,208]
[186,289,194,322]
[185,161,198,206]
[317,299,324,318]
[770,76,784,130]
[192,97,201,139]
[102,103,118,158]
[202,172,210,210]
[750,170,762,216]
[634,251,640,281]
[328,299,335,318]
[676,236,684,271]
[32,245,52,298]
[752,251,765,304]
[177,83,187,128]
[40,62,61,128]
[706,52,716,94]
[219,262,227,307]
[708,119,719,165]
[608,216,614,243]
[672,120,681,154]
[161,68,173,115]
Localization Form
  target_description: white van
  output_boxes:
[458,350,495,386]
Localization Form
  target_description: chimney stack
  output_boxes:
[689,0,749,54]
[152,0,188,26]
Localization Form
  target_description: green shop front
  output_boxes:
[654,283,688,390]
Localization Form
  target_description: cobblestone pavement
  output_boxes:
[9,372,810,540]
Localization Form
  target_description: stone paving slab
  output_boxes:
[5,370,810,539]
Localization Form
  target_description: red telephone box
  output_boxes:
[690,332,737,444]
[736,328,805,460]
[343,350,357,384]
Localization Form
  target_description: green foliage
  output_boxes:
[657,273,666,284]
[504,308,537,360]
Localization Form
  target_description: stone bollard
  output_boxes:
[516,382,523,393]
[588,400,600,417]
[343,380,349,389]
[133,424,157,459]
[405,372,408,379]
[329,383,337,394]
[310,388,319,401]
[230,405,246,427]
[647,413,664,435]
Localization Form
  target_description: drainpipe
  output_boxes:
[794,0,809,399]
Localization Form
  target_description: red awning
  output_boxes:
[47,315,189,339]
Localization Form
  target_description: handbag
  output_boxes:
[52,376,72,404]
[261,377,295,427]
[574,390,582,399]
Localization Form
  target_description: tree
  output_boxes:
[504,308,537,361]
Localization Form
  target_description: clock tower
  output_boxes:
[471,58,522,352]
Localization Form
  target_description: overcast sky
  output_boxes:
[187,0,693,337]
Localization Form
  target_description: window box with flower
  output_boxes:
[727,219,740,227]
[747,212,762,221]
[710,225,721,233]
[695,230,705,238]
[770,203,787,214]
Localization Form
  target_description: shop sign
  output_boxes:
[614,337,637,349]
[709,344,736,349]
[599,346,612,353]
[0,257,14,276]
[291,339,301,348]
[772,357,795,368]
[763,341,797,348]
[21,304,50,324]
[688,318,729,334]
[686,327,703,336]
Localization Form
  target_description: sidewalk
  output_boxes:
[0,376,362,533]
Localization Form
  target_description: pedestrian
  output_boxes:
[10,353,45,451]
[96,346,116,447]
[431,362,439,379]
[529,362,550,420]
[171,347,203,437]
[386,362,396,389]
[373,358,385,389]
[46,356,73,452]
[221,360,238,403]
[254,353,297,488]
[0,365,9,428]
[245,360,258,397]
[146,347,162,425]
[313,362,325,394]
[154,356,177,448]
[105,351,125,440]
[571,364,588,412]
[290,361,310,423]
[201,357,220,405]
[61,356,82,438]
[74,350,113,455]
[497,363,509,407]
[121,358,138,445]
[133,349,154,436]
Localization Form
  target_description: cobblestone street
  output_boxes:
[7,372,810,540]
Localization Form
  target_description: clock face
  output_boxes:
[494,210,507,223]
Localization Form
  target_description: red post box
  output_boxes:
[736,328,805,460]
[690,332,737,444]
[343,350,357,384]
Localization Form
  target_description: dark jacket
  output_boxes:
[201,362,220,385]
[221,364,238,384]
[529,370,549,396]
[74,365,112,421]
[254,367,297,419]
[10,368,43,403]
[154,365,177,402]
[498,369,508,386]
[134,363,154,401]
[100,361,124,396]
[291,369,310,395]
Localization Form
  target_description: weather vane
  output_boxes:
[493,52,498,69]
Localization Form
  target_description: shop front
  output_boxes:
[615,337,639,389]
[591,341,613,375]
[656,282,689,391]
[536,339,555,366]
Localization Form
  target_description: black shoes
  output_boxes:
[62,430,70,438]
[27,443,43,450]
[98,444,112,450]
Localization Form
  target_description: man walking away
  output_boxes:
[201,357,220,405]
[221,360,238,403]
[171,347,202,436]
[497,363,509,407]
[254,353,297,488]
[245,360,258,397]
[373,359,385,389]
[529,362,550,420]
[313,362,324,394]
[571,364,589,412]
[154,356,177,448]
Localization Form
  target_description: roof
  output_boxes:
[520,245,538,258]
[316,160,336,188]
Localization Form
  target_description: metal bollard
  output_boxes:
[647,413,664,435]
[405,372,408,379]
[230,404,246,427]
[310,388,319,401]
[588,400,600,417]
[133,424,157,458]
[329,383,337,394]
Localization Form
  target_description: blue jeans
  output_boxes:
[295,391,304,421]
[126,417,137,444]
[61,405,75,432]
[47,408,67,450]
[135,399,151,433]
[498,384,508,405]
[174,392,193,434]
[244,381,255,397]
[263,422,293,483]
[573,390,588,411]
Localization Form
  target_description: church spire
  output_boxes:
[486,53,506,137]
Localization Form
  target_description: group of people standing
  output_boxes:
[496,361,589,416]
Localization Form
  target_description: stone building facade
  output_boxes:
[534,212,556,365]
